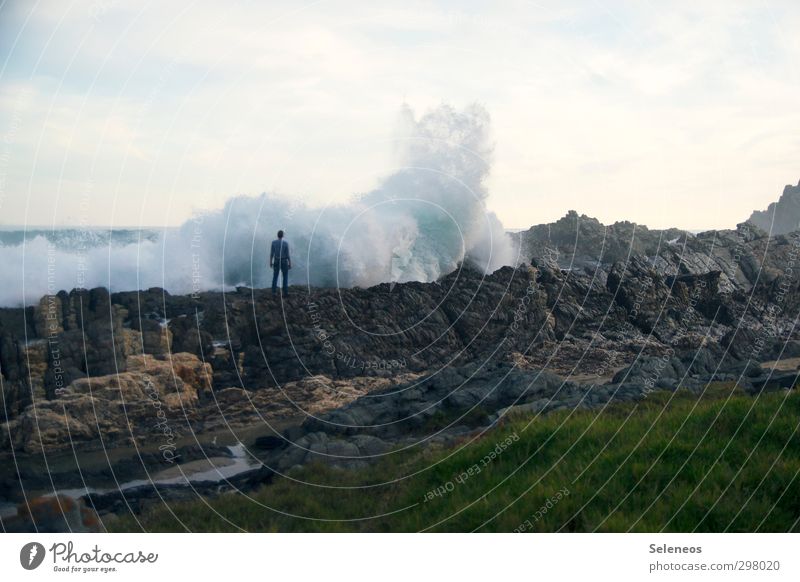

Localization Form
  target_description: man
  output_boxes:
[270,230,291,296]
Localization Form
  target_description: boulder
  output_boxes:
[1,352,212,453]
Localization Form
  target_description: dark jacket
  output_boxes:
[270,239,290,265]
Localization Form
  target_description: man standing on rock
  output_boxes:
[270,230,291,297]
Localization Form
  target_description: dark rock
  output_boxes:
[747,180,800,235]
[749,372,798,392]
[252,435,287,451]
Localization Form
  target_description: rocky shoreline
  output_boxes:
[3,212,800,530]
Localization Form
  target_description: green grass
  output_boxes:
[112,384,800,532]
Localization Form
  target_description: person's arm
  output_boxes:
[286,242,291,269]
[269,241,274,267]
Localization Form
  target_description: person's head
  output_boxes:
[277,230,284,239]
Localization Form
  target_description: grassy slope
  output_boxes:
[113,385,800,532]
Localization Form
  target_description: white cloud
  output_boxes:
[1,0,799,230]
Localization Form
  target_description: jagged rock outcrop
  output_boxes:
[748,180,800,235]
[519,210,687,269]
[516,211,784,296]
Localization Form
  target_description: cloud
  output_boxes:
[0,0,799,230]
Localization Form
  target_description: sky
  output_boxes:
[0,0,798,231]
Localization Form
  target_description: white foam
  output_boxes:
[1,104,517,307]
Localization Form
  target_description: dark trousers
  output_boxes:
[272,260,289,295]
